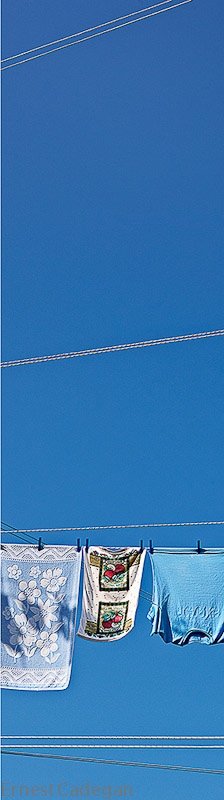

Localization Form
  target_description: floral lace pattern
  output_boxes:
[3,564,67,665]
[1,545,82,690]
[7,565,22,581]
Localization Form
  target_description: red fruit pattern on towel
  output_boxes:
[103,561,125,584]
[102,609,124,631]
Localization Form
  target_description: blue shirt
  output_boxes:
[147,550,224,645]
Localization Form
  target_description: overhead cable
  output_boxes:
[0,521,46,545]
[140,590,154,601]
[1,520,224,534]
[1,531,41,544]
[1,529,45,545]
[1,1,194,72]
[1,328,223,368]
[140,590,160,607]
[0,520,18,530]
[2,744,224,749]
[2,750,224,776]
[3,735,224,740]
[0,1,186,63]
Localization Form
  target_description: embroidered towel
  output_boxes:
[78,546,146,641]
[1,544,81,689]
[147,550,224,645]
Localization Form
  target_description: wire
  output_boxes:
[0,520,19,530]
[140,593,153,603]
[1,328,223,368]
[2,750,224,775]
[0,1,184,63]
[1,520,223,534]
[0,521,46,545]
[3,736,224,740]
[140,593,151,601]
[2,744,224,749]
[1,529,45,545]
[1,531,40,545]
[140,590,160,607]
[1,1,194,72]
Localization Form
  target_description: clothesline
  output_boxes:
[1,327,224,367]
[1,535,223,555]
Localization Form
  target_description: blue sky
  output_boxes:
[2,0,224,796]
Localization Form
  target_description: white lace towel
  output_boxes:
[1,544,81,690]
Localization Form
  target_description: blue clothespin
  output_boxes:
[140,540,143,553]
[77,538,81,552]
[197,540,201,554]
[149,539,153,554]
[85,538,89,552]
[38,537,43,551]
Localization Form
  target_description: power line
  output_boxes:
[1,520,223,534]
[3,736,224,740]
[2,750,224,776]
[0,1,183,63]
[1,531,40,545]
[1,328,223,368]
[0,520,19,531]
[1,1,194,72]
[1,521,46,545]
[140,589,160,607]
[140,593,151,602]
[1,529,44,545]
[2,744,224,749]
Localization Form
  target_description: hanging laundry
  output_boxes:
[78,546,146,641]
[1,543,81,689]
[147,550,224,645]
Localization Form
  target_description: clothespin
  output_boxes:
[85,538,89,552]
[77,538,81,552]
[140,540,144,553]
[38,537,43,551]
[197,540,201,554]
[149,539,153,554]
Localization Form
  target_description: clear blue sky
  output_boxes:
[2,0,224,797]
